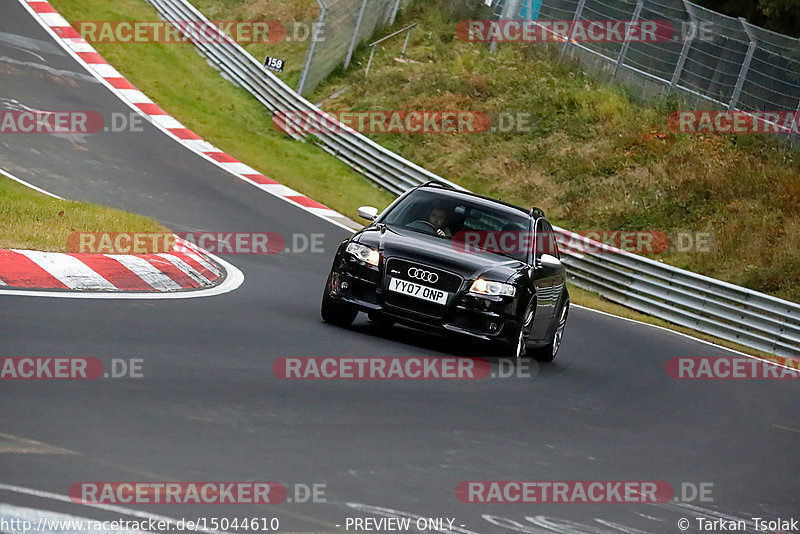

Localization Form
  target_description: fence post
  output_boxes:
[491,0,522,54]
[390,0,403,25]
[612,0,644,78]
[297,0,326,94]
[400,25,413,56]
[670,5,696,92]
[728,18,756,110]
[560,0,587,58]
[365,45,378,77]
[344,0,369,69]
[790,97,800,136]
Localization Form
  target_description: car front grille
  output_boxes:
[383,258,463,318]
[385,259,463,293]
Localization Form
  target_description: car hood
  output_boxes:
[355,225,526,282]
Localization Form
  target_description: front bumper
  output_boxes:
[327,264,522,343]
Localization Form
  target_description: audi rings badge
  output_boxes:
[408,267,439,284]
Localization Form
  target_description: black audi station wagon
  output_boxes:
[321,183,569,361]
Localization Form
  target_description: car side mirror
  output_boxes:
[537,253,562,270]
[357,206,379,221]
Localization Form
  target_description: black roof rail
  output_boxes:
[417,180,456,190]
[529,207,546,218]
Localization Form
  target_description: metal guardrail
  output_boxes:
[145,0,800,358]
[553,230,800,357]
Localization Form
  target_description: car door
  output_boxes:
[541,220,567,308]
[529,218,561,341]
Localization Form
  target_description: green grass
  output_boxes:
[49,0,395,221]
[0,176,168,252]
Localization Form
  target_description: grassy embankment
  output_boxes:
[0,175,168,251]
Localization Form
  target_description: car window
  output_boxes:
[381,189,531,261]
[541,221,560,259]
[534,218,560,260]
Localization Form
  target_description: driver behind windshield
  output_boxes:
[427,204,452,237]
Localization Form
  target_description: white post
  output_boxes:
[728,18,756,111]
[670,20,695,90]
[297,0,326,95]
[491,0,522,54]
[613,0,644,78]
[344,0,369,70]
[560,0,587,58]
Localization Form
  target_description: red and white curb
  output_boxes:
[19,0,359,233]
[0,170,243,299]
[0,238,221,292]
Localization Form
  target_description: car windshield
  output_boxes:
[382,189,532,261]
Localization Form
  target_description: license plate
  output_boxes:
[388,277,449,305]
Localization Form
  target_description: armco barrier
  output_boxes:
[144,0,800,358]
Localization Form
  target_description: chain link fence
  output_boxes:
[299,0,799,128]
[488,0,800,133]
[297,0,410,94]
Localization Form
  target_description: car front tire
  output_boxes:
[321,284,358,327]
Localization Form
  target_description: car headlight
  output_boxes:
[469,278,516,297]
[346,242,380,266]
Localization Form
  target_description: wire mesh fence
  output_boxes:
[297,0,799,132]
[297,0,408,94]
[487,0,800,134]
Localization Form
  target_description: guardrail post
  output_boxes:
[728,18,756,110]
[612,0,643,78]
[560,0,587,58]
[344,0,369,69]
[298,0,326,94]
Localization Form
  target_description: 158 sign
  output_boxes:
[264,56,285,72]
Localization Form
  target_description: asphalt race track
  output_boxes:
[1,2,798,532]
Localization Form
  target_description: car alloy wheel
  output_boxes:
[551,301,569,357]
[513,301,535,359]
[533,299,568,362]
